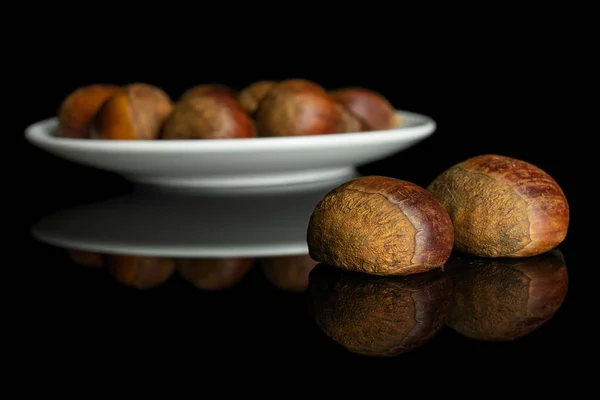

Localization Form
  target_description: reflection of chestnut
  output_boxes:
[329,87,400,131]
[255,79,342,137]
[260,254,317,292]
[176,258,253,290]
[57,84,119,138]
[105,255,175,289]
[238,80,276,115]
[179,84,238,102]
[92,83,173,140]
[161,95,256,139]
[307,176,454,276]
[308,264,452,357]
[67,250,104,268]
[427,154,570,258]
[446,249,568,341]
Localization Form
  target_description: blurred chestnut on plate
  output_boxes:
[238,80,276,115]
[105,254,175,289]
[92,83,173,140]
[308,264,452,357]
[161,95,256,139]
[334,104,364,133]
[179,84,238,102]
[329,87,400,131]
[57,84,119,138]
[255,79,343,137]
[67,249,104,268]
[307,176,454,276]
[446,249,568,341]
[427,154,570,257]
[260,254,318,292]
[176,258,253,290]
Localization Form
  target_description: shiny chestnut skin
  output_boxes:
[307,176,454,276]
[427,154,570,257]
[329,87,400,131]
[254,79,343,137]
[57,84,119,138]
[105,254,175,289]
[308,264,453,357]
[446,249,568,341]
[238,80,276,115]
[176,258,253,290]
[92,83,173,140]
[161,94,256,139]
[260,254,318,292]
[179,84,238,102]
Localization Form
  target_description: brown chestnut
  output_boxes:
[329,87,400,131]
[427,154,570,258]
[334,104,364,134]
[105,254,175,289]
[238,80,276,115]
[179,84,238,102]
[307,176,454,276]
[176,258,253,290]
[57,84,119,138]
[92,83,173,140]
[446,249,568,341]
[260,254,318,292]
[308,264,452,357]
[67,249,104,268]
[161,95,256,139]
[254,79,343,137]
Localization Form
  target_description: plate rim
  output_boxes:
[25,109,436,153]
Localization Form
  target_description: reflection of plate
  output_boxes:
[31,173,361,258]
[25,110,435,190]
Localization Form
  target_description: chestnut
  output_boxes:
[334,104,363,134]
[105,254,175,289]
[161,95,256,139]
[92,83,173,140]
[427,154,570,258]
[308,264,452,357]
[57,84,119,138]
[446,249,568,341]
[254,79,343,137]
[67,250,104,268]
[238,80,276,115]
[307,176,454,276]
[176,258,253,290]
[179,84,238,102]
[329,87,400,131]
[260,254,318,292]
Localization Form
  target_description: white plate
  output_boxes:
[31,174,360,258]
[25,110,435,190]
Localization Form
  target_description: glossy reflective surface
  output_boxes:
[27,177,575,367]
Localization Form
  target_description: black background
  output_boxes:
[20,11,576,381]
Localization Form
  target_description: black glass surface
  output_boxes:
[22,55,576,372]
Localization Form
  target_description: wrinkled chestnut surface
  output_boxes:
[58,84,119,138]
[308,264,452,357]
[179,84,238,102]
[176,258,253,290]
[105,255,175,289]
[427,154,570,257]
[307,176,454,276]
[92,83,173,140]
[255,79,342,137]
[329,87,400,131]
[161,95,256,139]
[446,249,568,341]
[260,254,318,292]
[238,81,276,115]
